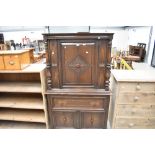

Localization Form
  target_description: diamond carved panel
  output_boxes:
[67,55,91,74]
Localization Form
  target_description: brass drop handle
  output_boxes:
[9,61,15,65]
[136,85,141,90]
[134,96,139,102]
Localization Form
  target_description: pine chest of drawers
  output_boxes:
[0,50,31,70]
[43,33,113,129]
[108,70,155,129]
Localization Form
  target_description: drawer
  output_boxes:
[116,104,155,117]
[118,93,155,104]
[3,55,21,70]
[115,117,155,129]
[0,56,4,70]
[81,110,106,128]
[119,82,155,93]
[51,110,78,128]
[51,98,107,109]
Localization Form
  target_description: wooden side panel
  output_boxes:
[20,52,31,69]
[81,111,106,128]
[51,110,78,128]
[49,40,60,88]
[0,56,4,69]
[97,40,111,89]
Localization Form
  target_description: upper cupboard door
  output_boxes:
[61,42,96,87]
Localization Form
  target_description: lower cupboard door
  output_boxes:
[51,110,78,129]
[81,111,106,129]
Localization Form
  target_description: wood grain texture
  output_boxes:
[0,109,45,123]
[1,50,31,70]
[108,72,155,129]
[0,82,41,93]
[0,55,4,69]
[43,33,113,129]
[0,121,46,129]
[0,64,48,128]
[0,94,43,109]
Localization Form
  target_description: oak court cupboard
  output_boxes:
[43,33,113,128]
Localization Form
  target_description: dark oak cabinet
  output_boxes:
[43,33,113,129]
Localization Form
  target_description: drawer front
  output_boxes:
[119,82,155,93]
[81,111,106,128]
[3,55,20,70]
[115,117,155,129]
[51,110,78,128]
[116,104,155,117]
[118,93,155,104]
[0,56,4,69]
[52,98,107,109]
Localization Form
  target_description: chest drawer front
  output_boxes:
[116,104,155,117]
[51,110,78,129]
[0,56,4,69]
[81,111,106,128]
[52,98,107,109]
[119,82,155,93]
[3,55,20,70]
[118,93,155,104]
[115,117,155,129]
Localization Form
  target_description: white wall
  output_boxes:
[3,30,45,43]
[2,26,154,65]
[90,27,129,50]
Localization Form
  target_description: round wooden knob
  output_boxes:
[75,64,81,68]
[9,61,15,65]
[134,96,139,102]
[128,123,135,127]
[136,85,141,90]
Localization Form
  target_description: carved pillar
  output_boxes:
[44,40,52,90]
[105,40,112,91]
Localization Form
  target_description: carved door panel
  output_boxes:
[81,111,106,128]
[61,42,95,87]
[51,110,78,128]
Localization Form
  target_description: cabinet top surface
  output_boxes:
[0,64,46,73]
[0,50,29,55]
[43,33,114,40]
[112,69,155,82]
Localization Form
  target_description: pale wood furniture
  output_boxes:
[0,50,31,70]
[43,33,113,129]
[0,64,48,129]
[108,70,155,128]
[24,48,35,63]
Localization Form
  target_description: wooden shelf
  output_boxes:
[0,82,41,93]
[0,109,45,123]
[0,121,46,129]
[0,95,43,109]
